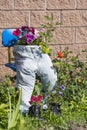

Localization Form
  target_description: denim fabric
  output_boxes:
[13,45,57,112]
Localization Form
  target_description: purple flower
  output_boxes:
[59,91,63,96]
[26,33,35,44]
[21,26,29,31]
[13,26,41,45]
[60,85,65,91]
[29,27,35,34]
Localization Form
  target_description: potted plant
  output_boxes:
[12,26,52,55]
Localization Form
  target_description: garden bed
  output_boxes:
[0,48,87,130]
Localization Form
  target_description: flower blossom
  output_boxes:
[21,26,29,31]
[12,26,51,54]
[60,85,65,91]
[57,52,64,58]
[42,104,48,110]
[34,29,40,39]
[28,27,35,34]
[13,29,20,36]
[29,95,43,104]
[26,33,35,44]
[37,95,43,102]
[59,91,63,96]
[30,96,37,102]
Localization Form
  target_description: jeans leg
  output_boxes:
[38,54,57,92]
[16,65,36,112]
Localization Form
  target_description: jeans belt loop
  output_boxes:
[31,47,35,53]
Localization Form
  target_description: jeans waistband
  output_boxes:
[14,45,41,50]
[13,45,42,54]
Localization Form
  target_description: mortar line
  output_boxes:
[45,0,47,11]
[29,11,30,26]
[74,27,76,46]
[13,0,15,10]
[75,0,77,9]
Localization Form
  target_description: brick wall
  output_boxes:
[0,0,87,79]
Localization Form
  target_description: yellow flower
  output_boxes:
[41,46,51,55]
[38,41,51,55]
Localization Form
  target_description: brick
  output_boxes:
[61,45,74,58]
[62,10,76,26]
[76,27,87,43]
[0,46,15,79]
[0,46,14,64]
[0,0,14,10]
[56,45,73,52]
[0,65,15,79]
[73,44,87,61]
[0,11,29,28]
[47,0,76,9]
[50,44,73,54]
[30,11,60,27]
[62,10,87,26]
[50,45,61,53]
[15,0,45,10]
[0,47,8,64]
[76,0,87,9]
[52,27,75,44]
[50,44,87,61]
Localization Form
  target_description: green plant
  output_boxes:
[8,88,22,130]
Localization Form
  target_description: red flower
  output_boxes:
[13,29,20,36]
[29,95,43,104]
[29,27,35,34]
[57,52,64,58]
[37,95,43,102]
[21,26,29,31]
[31,96,37,102]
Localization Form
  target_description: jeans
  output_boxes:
[13,45,57,112]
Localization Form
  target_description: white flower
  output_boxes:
[34,29,40,38]
[42,104,48,110]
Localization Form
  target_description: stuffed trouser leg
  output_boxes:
[38,54,57,92]
[16,64,36,112]
[13,45,38,112]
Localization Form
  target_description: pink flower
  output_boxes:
[34,29,40,38]
[28,27,35,34]
[37,95,43,102]
[29,95,43,105]
[31,96,37,102]
[13,29,20,36]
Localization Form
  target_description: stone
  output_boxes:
[30,11,60,27]
[76,0,87,9]
[76,27,87,43]
[15,0,45,10]
[0,11,29,28]
[0,0,14,10]
[62,10,87,26]
[47,0,76,9]
[52,27,75,44]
